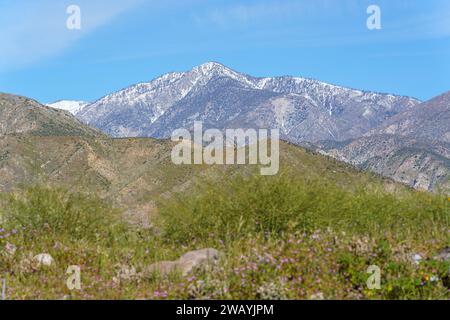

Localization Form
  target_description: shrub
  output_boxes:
[158,171,449,244]
[0,186,124,244]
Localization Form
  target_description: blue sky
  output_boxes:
[0,0,449,103]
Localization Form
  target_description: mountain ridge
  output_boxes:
[315,92,450,192]
[77,62,420,142]
[0,93,101,137]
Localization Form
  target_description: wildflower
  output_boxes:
[430,276,439,283]
[5,242,17,255]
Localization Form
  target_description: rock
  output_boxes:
[147,248,220,277]
[433,247,450,262]
[178,248,220,276]
[33,253,54,267]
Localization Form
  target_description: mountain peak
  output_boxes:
[190,62,243,80]
[193,61,229,73]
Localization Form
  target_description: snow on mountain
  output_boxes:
[77,62,420,142]
[47,100,89,115]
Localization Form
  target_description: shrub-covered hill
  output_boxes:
[0,132,407,222]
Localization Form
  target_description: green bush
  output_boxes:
[0,186,124,244]
[158,171,449,244]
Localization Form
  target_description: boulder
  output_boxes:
[147,248,220,277]
[178,248,220,275]
[434,247,450,262]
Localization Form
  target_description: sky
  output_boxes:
[0,0,449,103]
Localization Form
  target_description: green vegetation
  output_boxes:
[0,171,448,300]
[159,171,448,242]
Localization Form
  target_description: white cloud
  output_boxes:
[0,0,144,72]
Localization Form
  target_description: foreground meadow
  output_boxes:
[0,172,448,300]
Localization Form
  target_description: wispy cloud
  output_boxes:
[191,0,450,42]
[0,0,144,72]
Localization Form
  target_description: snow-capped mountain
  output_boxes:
[47,100,89,115]
[77,62,420,142]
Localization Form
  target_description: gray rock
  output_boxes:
[178,248,220,275]
[434,247,450,262]
[147,248,220,277]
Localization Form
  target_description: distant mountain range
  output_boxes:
[75,62,420,142]
[3,62,449,192]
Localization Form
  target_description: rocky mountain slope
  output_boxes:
[367,91,450,143]
[317,135,450,192]
[0,93,100,137]
[316,92,450,191]
[77,62,419,142]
